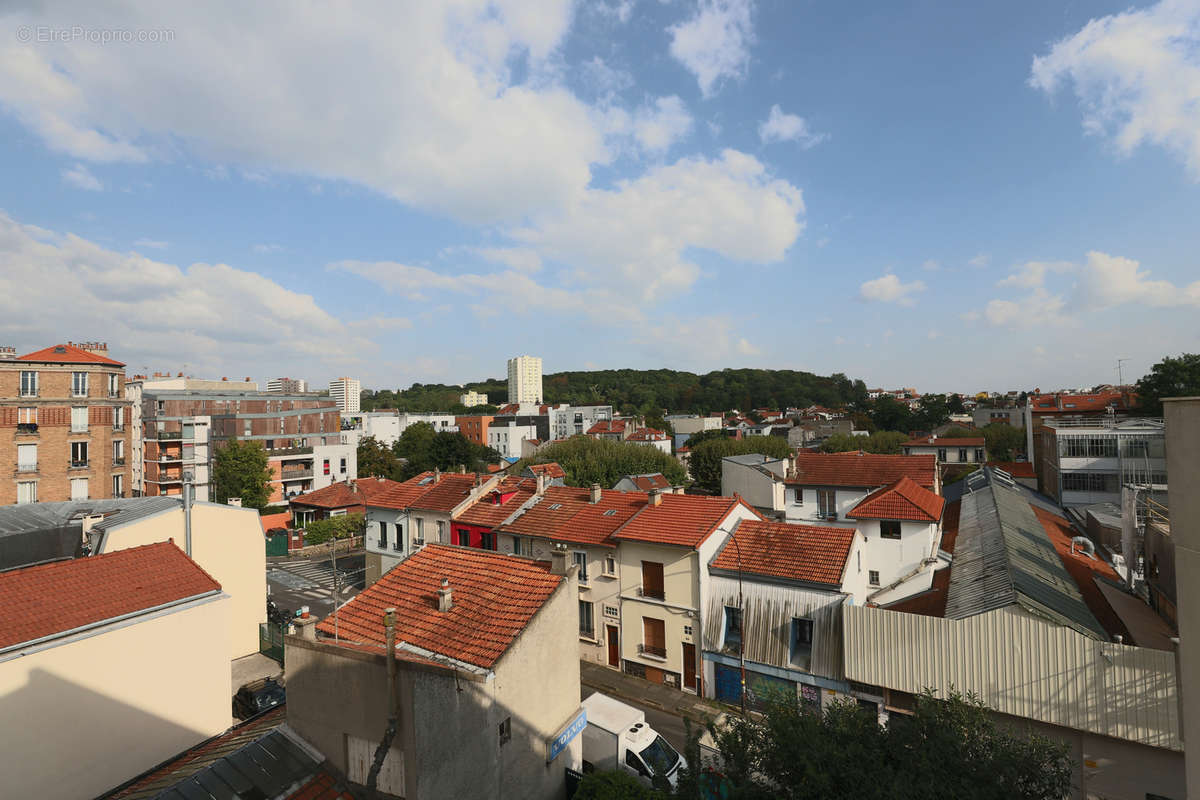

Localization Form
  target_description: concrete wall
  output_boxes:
[618,541,699,681]
[1164,397,1200,797]
[721,459,784,513]
[784,485,870,525]
[855,519,938,594]
[0,594,231,800]
[99,502,267,658]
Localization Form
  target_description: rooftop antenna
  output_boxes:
[1116,358,1130,387]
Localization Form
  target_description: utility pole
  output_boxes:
[1117,358,1130,387]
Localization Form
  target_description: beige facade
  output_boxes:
[94,502,267,658]
[0,593,231,800]
[285,571,581,799]
[0,352,133,505]
[1164,397,1200,797]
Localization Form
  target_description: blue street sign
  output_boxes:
[547,708,587,763]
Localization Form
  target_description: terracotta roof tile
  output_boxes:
[497,486,646,546]
[787,452,936,489]
[710,520,855,587]
[362,472,442,510]
[628,427,669,442]
[260,512,291,534]
[0,542,220,649]
[289,482,365,511]
[587,419,627,435]
[1029,392,1134,413]
[316,544,562,669]
[527,462,566,479]
[1033,506,1130,642]
[455,477,537,528]
[987,461,1035,478]
[613,494,752,549]
[847,476,945,522]
[17,342,125,366]
[623,473,671,491]
[408,473,481,513]
[903,436,986,448]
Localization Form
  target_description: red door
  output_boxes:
[683,642,697,691]
[607,625,620,667]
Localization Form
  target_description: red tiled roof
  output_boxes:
[0,542,220,649]
[408,473,481,512]
[788,452,936,489]
[17,342,125,366]
[455,477,537,528]
[587,419,627,435]
[988,461,1035,478]
[613,494,752,549]
[316,544,562,669]
[1029,392,1134,413]
[710,520,855,587]
[1033,506,1131,642]
[902,436,986,448]
[362,472,442,510]
[286,772,354,800]
[260,512,291,534]
[847,476,945,522]
[495,403,521,415]
[496,486,647,546]
[884,500,960,617]
[288,481,365,511]
[527,462,566,479]
[622,474,671,491]
[628,427,669,441]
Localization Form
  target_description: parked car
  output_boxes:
[232,677,285,720]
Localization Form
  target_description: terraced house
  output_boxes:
[0,342,133,505]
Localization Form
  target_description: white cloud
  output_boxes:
[960,310,981,322]
[1074,250,1200,309]
[61,163,102,191]
[736,337,761,356]
[758,104,826,148]
[858,273,926,306]
[580,56,634,95]
[1030,0,1200,176]
[0,211,372,375]
[996,260,1073,289]
[253,243,284,254]
[511,149,804,301]
[472,247,543,273]
[133,238,169,250]
[592,0,635,25]
[983,288,1065,327]
[968,253,989,269]
[632,96,694,153]
[668,0,755,97]
[921,259,940,271]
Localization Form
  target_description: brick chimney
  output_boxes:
[590,483,602,504]
[437,578,453,612]
[649,489,663,508]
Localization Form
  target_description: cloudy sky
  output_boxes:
[1,0,1197,393]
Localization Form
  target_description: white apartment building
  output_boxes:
[266,377,307,393]
[328,377,360,413]
[550,404,613,440]
[459,390,488,407]
[340,411,459,448]
[507,355,543,405]
[489,419,539,460]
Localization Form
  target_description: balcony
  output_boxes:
[15,423,38,436]
[637,586,665,601]
[272,446,314,457]
[281,468,313,480]
[70,459,89,469]
[16,463,37,473]
[156,431,184,441]
[637,643,667,660]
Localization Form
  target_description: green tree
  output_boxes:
[212,439,273,510]
[708,689,1072,800]
[870,396,912,433]
[1135,353,1200,416]
[572,770,670,800]
[302,513,365,545]
[514,436,686,488]
[946,394,966,414]
[939,426,976,438]
[688,436,791,495]
[820,431,908,454]
[911,394,951,431]
[391,422,501,479]
[981,423,1026,461]
[357,435,405,480]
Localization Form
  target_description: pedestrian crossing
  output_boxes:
[267,558,365,607]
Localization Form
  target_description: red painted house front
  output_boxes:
[452,479,536,551]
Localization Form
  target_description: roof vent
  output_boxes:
[54,345,66,353]
[437,578,453,611]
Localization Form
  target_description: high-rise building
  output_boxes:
[0,342,134,505]
[328,377,361,413]
[506,356,542,405]
[266,377,307,393]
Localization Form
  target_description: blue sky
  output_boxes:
[1,0,1197,394]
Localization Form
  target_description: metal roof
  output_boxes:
[0,497,181,538]
[945,469,1107,639]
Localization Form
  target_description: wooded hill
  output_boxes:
[360,368,870,415]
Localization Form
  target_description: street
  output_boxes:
[580,686,697,757]
[266,551,365,620]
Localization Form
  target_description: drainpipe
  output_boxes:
[367,607,400,799]
[183,471,194,556]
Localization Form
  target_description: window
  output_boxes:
[323,459,330,475]
[17,443,37,472]
[625,750,649,778]
[869,570,880,586]
[379,521,389,549]
[457,528,470,546]
[880,520,901,539]
[790,618,814,668]
[723,606,742,652]
[937,448,947,461]
[70,441,88,467]
[414,518,424,542]
[72,371,88,397]
[604,554,617,575]
[108,373,120,397]
[393,524,403,552]
[642,617,666,658]
[573,551,589,582]
[498,717,511,745]
[511,535,524,556]
[579,600,594,637]
[975,448,985,462]
[340,457,347,473]
[112,474,123,498]
[683,624,693,637]
[112,440,125,464]
[437,521,446,541]
[17,481,36,504]
[641,561,665,600]
[18,407,36,424]
[112,407,124,431]
[817,489,837,519]
[604,605,619,617]
[958,448,967,462]
[20,370,38,397]
[70,477,89,500]
[481,531,494,550]
[71,406,89,433]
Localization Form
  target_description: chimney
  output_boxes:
[474,474,482,488]
[227,497,242,507]
[536,472,548,495]
[433,468,441,484]
[0,346,15,360]
[294,615,318,641]
[590,483,602,504]
[649,489,663,507]
[437,578,453,612]
[245,377,251,382]
[550,543,569,576]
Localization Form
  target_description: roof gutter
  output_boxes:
[0,588,223,660]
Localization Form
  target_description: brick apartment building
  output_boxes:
[0,342,133,505]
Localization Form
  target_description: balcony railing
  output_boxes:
[113,457,126,466]
[637,586,665,601]
[156,431,184,440]
[16,463,37,473]
[638,643,667,659]
[272,446,314,457]
[70,425,89,434]
[70,459,89,468]
[281,468,313,480]
[16,423,38,435]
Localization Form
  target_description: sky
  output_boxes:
[0,0,1198,394]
